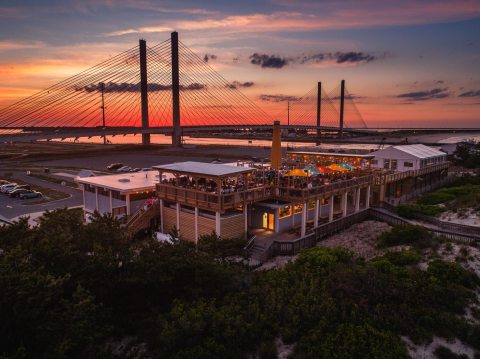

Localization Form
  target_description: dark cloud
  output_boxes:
[259,94,300,102]
[226,81,255,89]
[77,82,205,93]
[333,52,376,63]
[331,94,367,100]
[250,53,289,68]
[298,53,326,64]
[203,53,217,62]
[250,51,379,69]
[459,90,480,98]
[397,88,449,101]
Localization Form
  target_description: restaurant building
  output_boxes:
[370,144,447,172]
[76,171,159,222]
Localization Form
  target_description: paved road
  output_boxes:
[0,171,83,220]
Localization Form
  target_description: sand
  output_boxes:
[440,209,480,227]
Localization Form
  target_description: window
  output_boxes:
[371,159,378,165]
[98,187,109,197]
[404,161,413,168]
[130,191,155,201]
[278,205,292,218]
[84,184,95,193]
[112,206,127,216]
[307,199,315,210]
[294,203,303,214]
[112,190,126,201]
[383,159,390,169]
[391,160,398,170]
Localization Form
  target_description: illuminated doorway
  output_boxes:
[262,212,274,231]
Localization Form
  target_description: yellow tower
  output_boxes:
[271,120,282,170]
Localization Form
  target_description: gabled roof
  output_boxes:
[372,144,445,159]
[152,161,255,178]
[393,144,445,158]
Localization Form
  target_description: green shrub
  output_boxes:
[377,225,433,249]
[382,250,422,266]
[397,204,445,218]
[419,191,456,205]
[197,232,246,258]
[434,345,469,359]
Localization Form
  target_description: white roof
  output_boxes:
[152,161,255,177]
[75,171,159,193]
[372,144,445,159]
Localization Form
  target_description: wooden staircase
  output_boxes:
[126,203,160,235]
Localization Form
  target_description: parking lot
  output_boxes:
[0,172,83,220]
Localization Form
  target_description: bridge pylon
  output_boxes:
[139,39,150,145]
[171,31,182,147]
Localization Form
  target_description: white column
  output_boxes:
[329,195,334,222]
[176,203,180,231]
[215,211,221,237]
[126,193,131,215]
[342,191,348,217]
[301,201,307,237]
[244,204,248,233]
[366,185,371,208]
[159,199,164,232]
[314,199,319,228]
[355,188,361,213]
[109,190,113,213]
[95,187,99,211]
[194,207,199,244]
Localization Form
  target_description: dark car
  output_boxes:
[6,185,31,194]
[9,189,32,198]
[19,191,42,199]
[107,163,124,170]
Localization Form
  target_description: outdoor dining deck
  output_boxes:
[155,183,272,212]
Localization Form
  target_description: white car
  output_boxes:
[116,166,132,172]
[1,183,17,193]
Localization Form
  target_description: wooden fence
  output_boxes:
[256,207,480,263]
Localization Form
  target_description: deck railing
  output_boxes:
[277,175,373,201]
[253,207,480,263]
[156,183,272,211]
[374,162,450,185]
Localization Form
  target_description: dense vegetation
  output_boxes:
[1,209,479,358]
[454,141,480,168]
[398,175,480,219]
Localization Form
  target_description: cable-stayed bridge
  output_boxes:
[0,32,370,144]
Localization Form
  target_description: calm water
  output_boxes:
[49,134,381,151]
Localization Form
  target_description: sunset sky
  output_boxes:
[0,0,479,128]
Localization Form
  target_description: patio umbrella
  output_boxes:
[339,162,355,170]
[304,166,321,175]
[284,168,309,177]
[317,166,331,173]
[328,164,347,172]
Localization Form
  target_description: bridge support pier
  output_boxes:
[171,31,182,147]
[339,79,345,138]
[316,81,321,141]
[139,39,150,145]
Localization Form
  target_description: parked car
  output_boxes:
[1,183,17,193]
[130,168,141,172]
[6,185,30,194]
[116,166,132,172]
[0,180,11,185]
[107,163,124,170]
[19,191,42,199]
[9,189,32,198]
[142,167,152,172]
